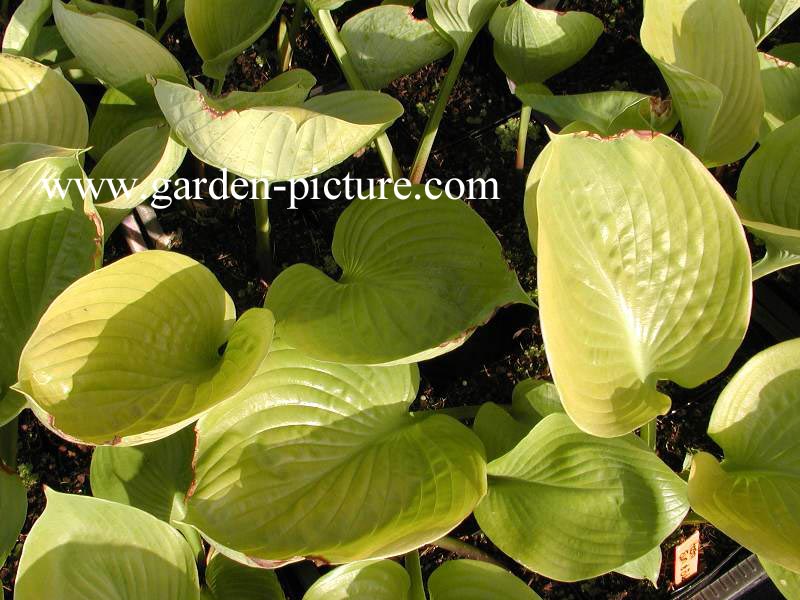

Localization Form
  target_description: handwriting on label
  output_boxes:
[674,530,700,585]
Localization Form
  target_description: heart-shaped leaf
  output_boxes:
[761,558,800,599]
[688,338,800,572]
[473,402,529,461]
[615,547,662,586]
[0,144,100,426]
[91,425,195,523]
[303,560,410,600]
[759,52,800,139]
[428,559,542,599]
[265,188,531,365]
[475,413,689,581]
[511,378,563,427]
[204,552,286,600]
[0,470,27,567]
[153,79,403,181]
[53,0,186,89]
[185,340,487,564]
[738,0,800,44]
[341,5,451,90]
[515,89,678,137]
[2,0,51,57]
[641,0,764,166]
[489,2,602,85]
[15,489,200,600]
[185,0,283,80]
[90,124,188,237]
[736,115,800,279]
[427,0,500,54]
[15,250,274,446]
[533,131,752,437]
[0,54,88,148]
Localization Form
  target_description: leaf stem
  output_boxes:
[288,0,306,51]
[212,77,224,96]
[639,419,657,451]
[144,0,155,26]
[311,8,402,181]
[254,183,272,278]
[751,246,800,281]
[433,536,504,567]
[405,550,427,600]
[410,49,467,184]
[1,0,10,21]
[278,16,291,73]
[516,105,532,171]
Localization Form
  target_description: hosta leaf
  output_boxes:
[473,402,529,461]
[427,0,500,54]
[89,82,167,161]
[91,124,188,237]
[534,131,752,437]
[194,69,318,111]
[475,414,689,581]
[761,558,800,600]
[771,42,800,63]
[15,490,200,600]
[515,89,678,136]
[205,552,286,600]
[739,0,800,44]
[0,470,27,567]
[341,5,451,90]
[759,52,800,139]
[0,418,17,466]
[428,559,542,600]
[91,426,195,523]
[265,189,531,365]
[185,0,283,80]
[2,0,51,57]
[186,341,487,564]
[154,79,403,181]
[0,144,99,426]
[0,54,88,148]
[615,546,662,586]
[72,0,138,23]
[511,378,563,427]
[303,559,410,600]
[489,2,602,85]
[736,115,800,278]
[15,250,274,446]
[53,0,186,89]
[641,0,764,166]
[688,338,800,572]
[306,0,352,11]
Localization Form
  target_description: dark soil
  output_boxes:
[2,0,799,598]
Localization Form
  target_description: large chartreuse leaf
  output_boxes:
[688,338,800,572]
[204,552,286,600]
[0,469,27,567]
[2,0,51,57]
[428,559,542,600]
[185,340,487,564]
[341,5,451,90]
[736,115,800,279]
[761,558,800,599]
[475,413,688,581]
[427,0,500,54]
[266,188,531,365]
[52,0,186,89]
[153,78,402,181]
[15,250,274,446]
[739,0,800,44]
[303,560,410,600]
[0,144,100,426]
[91,426,195,523]
[489,2,602,85]
[90,124,188,237]
[0,54,87,148]
[759,52,800,139]
[533,131,752,437]
[515,89,678,137]
[641,0,764,166]
[15,489,200,599]
[185,0,282,81]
